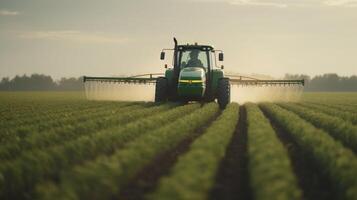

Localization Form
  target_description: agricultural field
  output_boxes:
[0,91,357,200]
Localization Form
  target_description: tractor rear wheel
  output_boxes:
[155,77,168,102]
[217,78,230,109]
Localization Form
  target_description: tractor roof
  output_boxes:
[178,44,214,51]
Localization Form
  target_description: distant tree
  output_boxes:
[56,77,84,90]
[284,73,357,92]
[0,77,11,90]
[284,74,311,84]
[8,74,57,90]
[0,74,80,91]
[308,73,357,92]
[345,75,357,91]
[284,74,311,81]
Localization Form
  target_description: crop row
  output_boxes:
[0,102,134,131]
[35,103,219,200]
[304,101,357,114]
[301,93,357,106]
[246,103,301,200]
[260,103,357,200]
[11,103,142,133]
[0,102,139,144]
[0,103,159,161]
[0,99,89,115]
[0,103,197,199]
[278,103,357,153]
[298,102,357,125]
[326,103,357,113]
[151,103,239,200]
[0,100,101,122]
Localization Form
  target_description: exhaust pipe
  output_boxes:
[173,37,178,49]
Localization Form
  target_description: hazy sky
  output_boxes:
[0,0,356,79]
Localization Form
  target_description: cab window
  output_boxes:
[179,50,208,69]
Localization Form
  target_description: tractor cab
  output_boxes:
[177,45,211,70]
[161,44,223,73]
[157,38,229,107]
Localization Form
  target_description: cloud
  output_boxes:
[192,0,357,7]
[194,0,288,7]
[18,30,129,44]
[0,10,20,16]
[228,0,287,8]
[324,0,357,7]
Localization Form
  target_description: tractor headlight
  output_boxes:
[179,80,204,84]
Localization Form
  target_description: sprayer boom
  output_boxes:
[83,38,305,108]
[230,79,304,86]
[83,73,163,84]
[226,75,304,86]
[83,75,304,86]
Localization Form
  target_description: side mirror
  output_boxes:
[218,53,224,61]
[160,52,165,60]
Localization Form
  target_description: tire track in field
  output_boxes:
[260,104,335,200]
[209,105,252,200]
[118,108,221,200]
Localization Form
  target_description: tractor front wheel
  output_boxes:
[217,78,230,109]
[155,77,168,102]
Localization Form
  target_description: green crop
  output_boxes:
[1,92,357,200]
[260,103,357,200]
[0,103,175,199]
[247,103,301,200]
[298,102,357,125]
[0,103,148,161]
[150,103,239,200]
[278,103,357,153]
[36,103,219,200]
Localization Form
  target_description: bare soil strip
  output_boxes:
[209,106,252,200]
[260,105,335,200]
[117,111,221,200]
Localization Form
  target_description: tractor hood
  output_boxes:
[179,67,206,82]
[177,67,206,99]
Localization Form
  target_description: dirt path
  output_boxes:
[209,106,252,200]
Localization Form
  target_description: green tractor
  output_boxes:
[156,38,230,108]
[83,38,304,109]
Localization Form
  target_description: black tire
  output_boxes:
[155,77,168,102]
[217,78,230,109]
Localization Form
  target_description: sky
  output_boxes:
[0,0,356,79]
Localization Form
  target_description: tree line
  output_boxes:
[0,74,83,91]
[0,73,356,91]
[284,73,357,92]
